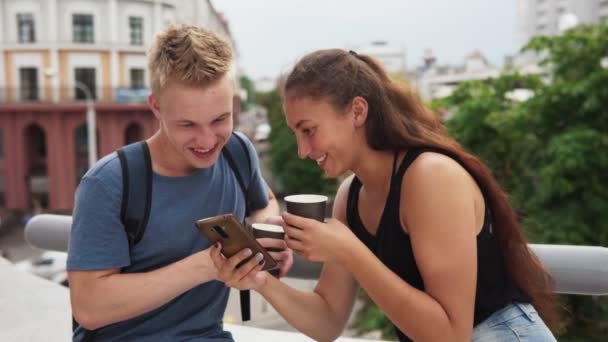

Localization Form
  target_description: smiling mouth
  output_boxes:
[190,145,216,158]
[315,154,327,166]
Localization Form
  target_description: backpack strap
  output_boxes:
[221,132,254,322]
[117,141,153,247]
[221,132,252,217]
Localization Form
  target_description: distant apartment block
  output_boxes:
[412,50,501,101]
[517,0,608,48]
[0,0,239,211]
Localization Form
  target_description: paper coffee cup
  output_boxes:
[284,194,328,222]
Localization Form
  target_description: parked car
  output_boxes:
[14,251,68,286]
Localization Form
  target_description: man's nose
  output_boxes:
[196,126,217,148]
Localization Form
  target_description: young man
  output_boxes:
[67,25,291,341]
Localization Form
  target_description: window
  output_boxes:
[130,68,145,89]
[74,68,96,100]
[73,14,94,43]
[129,16,143,45]
[19,68,39,101]
[17,13,36,43]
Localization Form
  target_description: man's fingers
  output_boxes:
[210,242,225,268]
[263,215,284,226]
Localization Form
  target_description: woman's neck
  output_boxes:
[352,148,399,195]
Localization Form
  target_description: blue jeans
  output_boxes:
[472,303,556,341]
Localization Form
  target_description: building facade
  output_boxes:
[0,0,238,211]
[413,50,501,101]
[517,0,608,48]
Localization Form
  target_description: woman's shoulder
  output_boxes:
[401,151,478,211]
[332,174,356,222]
[404,150,471,186]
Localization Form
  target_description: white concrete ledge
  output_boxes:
[0,256,385,341]
[0,257,72,341]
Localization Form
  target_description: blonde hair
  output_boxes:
[148,24,234,95]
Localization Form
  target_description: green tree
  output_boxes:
[444,23,608,340]
[239,75,256,111]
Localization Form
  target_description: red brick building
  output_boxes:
[0,103,156,211]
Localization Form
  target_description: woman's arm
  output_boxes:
[258,261,359,341]
[341,153,480,341]
[256,176,360,341]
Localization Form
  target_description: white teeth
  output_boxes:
[194,148,211,153]
[316,154,327,164]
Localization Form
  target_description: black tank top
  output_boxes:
[346,147,530,342]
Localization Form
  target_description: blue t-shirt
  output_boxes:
[67,134,269,341]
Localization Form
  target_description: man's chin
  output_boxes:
[189,152,220,169]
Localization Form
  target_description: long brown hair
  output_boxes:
[283,49,560,330]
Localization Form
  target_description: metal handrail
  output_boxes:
[24,214,608,295]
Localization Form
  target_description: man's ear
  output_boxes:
[351,96,368,128]
[148,94,161,120]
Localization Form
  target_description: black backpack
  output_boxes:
[77,132,255,341]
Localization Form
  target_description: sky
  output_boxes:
[212,0,518,80]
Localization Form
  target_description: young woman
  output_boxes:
[211,49,559,341]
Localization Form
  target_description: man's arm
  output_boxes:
[247,185,279,223]
[69,248,217,330]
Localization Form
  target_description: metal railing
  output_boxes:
[23,214,608,295]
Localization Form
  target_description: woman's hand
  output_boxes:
[209,242,268,290]
[282,212,357,263]
[257,237,293,278]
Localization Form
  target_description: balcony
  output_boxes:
[0,87,150,104]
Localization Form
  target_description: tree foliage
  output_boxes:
[239,75,256,111]
[442,23,608,339]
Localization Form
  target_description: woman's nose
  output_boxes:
[297,138,310,160]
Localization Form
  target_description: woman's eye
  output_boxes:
[303,127,315,136]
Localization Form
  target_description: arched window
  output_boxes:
[125,123,142,145]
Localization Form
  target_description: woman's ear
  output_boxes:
[351,96,368,128]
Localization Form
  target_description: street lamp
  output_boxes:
[45,69,97,168]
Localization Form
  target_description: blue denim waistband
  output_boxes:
[484,302,537,328]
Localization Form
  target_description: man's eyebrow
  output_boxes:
[214,112,232,119]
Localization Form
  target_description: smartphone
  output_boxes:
[195,214,278,272]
